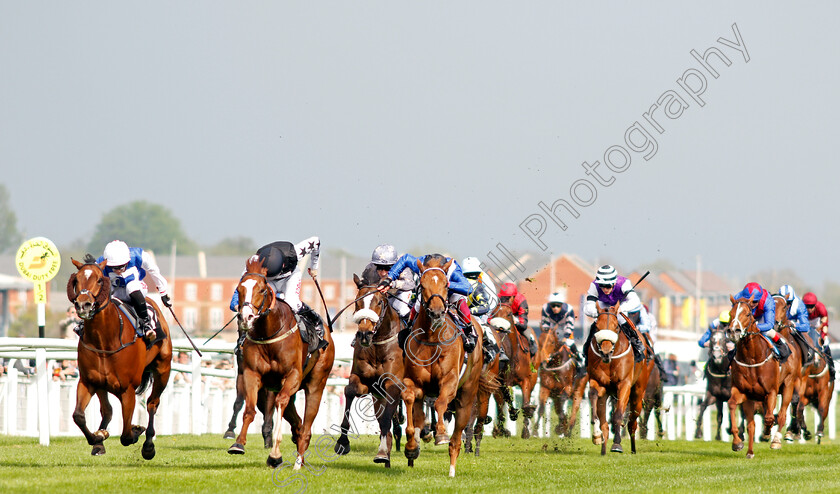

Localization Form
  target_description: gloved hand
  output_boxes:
[161,294,172,308]
[377,277,393,293]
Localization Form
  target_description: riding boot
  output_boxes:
[129,290,154,340]
[569,342,583,365]
[528,335,538,357]
[482,336,499,364]
[642,333,655,362]
[825,345,836,380]
[299,304,329,352]
[583,323,596,369]
[620,323,645,363]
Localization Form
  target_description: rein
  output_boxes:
[79,310,138,355]
[731,301,774,369]
[71,262,137,356]
[354,291,399,347]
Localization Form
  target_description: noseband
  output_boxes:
[353,291,389,344]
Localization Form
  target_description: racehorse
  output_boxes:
[726,295,784,458]
[587,303,651,455]
[535,323,586,438]
[333,275,404,467]
[771,295,804,444]
[463,323,506,456]
[67,256,172,459]
[227,256,335,469]
[694,330,733,441]
[400,255,483,477]
[638,356,666,440]
[490,303,538,439]
[776,299,834,443]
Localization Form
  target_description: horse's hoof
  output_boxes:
[770,441,782,450]
[509,409,520,421]
[746,452,754,459]
[420,429,434,443]
[373,455,390,467]
[334,436,350,455]
[554,425,563,435]
[611,444,623,453]
[228,443,245,455]
[94,429,110,441]
[503,429,511,438]
[521,428,531,440]
[223,430,236,440]
[434,434,450,445]
[91,444,106,456]
[804,430,813,441]
[592,434,603,446]
[784,432,794,443]
[405,447,420,460]
[141,442,156,460]
[483,416,492,425]
[715,435,722,441]
[266,455,283,468]
[732,442,743,452]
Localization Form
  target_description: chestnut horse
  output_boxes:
[333,275,404,467]
[694,330,733,441]
[726,296,784,458]
[67,257,172,459]
[401,255,483,477]
[535,323,586,438]
[491,304,538,438]
[587,303,651,455]
[227,256,335,469]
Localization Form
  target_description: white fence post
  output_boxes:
[35,348,49,446]
[6,360,18,435]
[190,351,202,434]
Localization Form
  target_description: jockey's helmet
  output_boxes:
[461,257,482,276]
[778,284,796,302]
[595,265,617,286]
[802,292,818,307]
[548,292,564,306]
[103,240,130,267]
[718,311,731,324]
[371,244,398,267]
[499,283,518,298]
[256,244,296,278]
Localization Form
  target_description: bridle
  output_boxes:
[70,262,134,355]
[590,309,631,360]
[729,300,774,368]
[353,288,393,346]
[238,272,275,318]
[419,266,449,315]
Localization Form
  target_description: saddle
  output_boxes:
[112,297,166,348]
[294,314,321,355]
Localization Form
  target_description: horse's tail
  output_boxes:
[136,362,154,395]
[479,370,501,395]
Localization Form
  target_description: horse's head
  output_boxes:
[67,256,110,320]
[594,303,621,363]
[352,274,389,347]
[710,330,726,364]
[727,294,758,343]
[236,255,275,331]
[417,254,451,323]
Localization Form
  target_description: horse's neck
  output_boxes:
[414,312,450,343]
[737,332,770,358]
[374,306,400,340]
[83,306,125,348]
[254,305,292,337]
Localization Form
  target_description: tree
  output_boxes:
[86,201,197,256]
[0,184,22,253]
[206,236,257,256]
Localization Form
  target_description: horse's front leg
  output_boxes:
[268,371,302,469]
[118,386,144,447]
[229,369,261,454]
[95,389,113,437]
[433,372,458,445]
[141,362,170,460]
[695,393,711,439]
[334,375,367,456]
[728,388,745,452]
[611,381,632,453]
[73,381,106,455]
[401,382,421,466]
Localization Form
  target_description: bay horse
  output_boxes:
[463,323,506,456]
[587,303,651,455]
[726,295,784,458]
[227,256,335,469]
[535,323,586,438]
[694,330,733,441]
[67,256,171,459]
[638,357,666,440]
[333,274,404,467]
[401,255,483,477]
[491,303,538,439]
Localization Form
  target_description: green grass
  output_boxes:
[1,433,839,493]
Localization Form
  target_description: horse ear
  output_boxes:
[443,258,453,272]
[71,258,83,269]
[98,260,107,271]
[730,295,736,305]
[749,292,757,302]
[353,273,363,289]
[415,258,424,272]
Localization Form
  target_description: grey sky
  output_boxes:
[1,3,837,287]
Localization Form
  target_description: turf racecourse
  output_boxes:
[1,434,838,493]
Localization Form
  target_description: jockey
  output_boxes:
[96,240,171,342]
[462,257,503,363]
[779,285,817,363]
[360,244,415,326]
[540,292,581,367]
[499,282,538,357]
[698,311,731,348]
[803,292,833,378]
[378,253,478,353]
[229,238,328,352]
[732,282,789,361]
[583,265,646,363]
